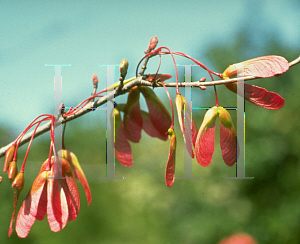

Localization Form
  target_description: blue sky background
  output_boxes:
[0,0,299,134]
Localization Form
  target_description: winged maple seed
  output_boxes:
[165,127,176,187]
[123,86,143,142]
[58,149,92,205]
[175,94,198,159]
[14,154,91,238]
[113,105,133,167]
[223,55,289,109]
[195,106,238,167]
[113,76,172,167]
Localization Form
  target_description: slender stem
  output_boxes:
[289,55,300,67]
[136,48,160,77]
[152,55,162,82]
[61,123,66,150]
[159,47,180,94]
[20,117,50,173]
[16,114,52,166]
[160,82,174,128]
[214,86,219,106]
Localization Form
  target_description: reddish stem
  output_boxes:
[158,47,180,94]
[159,51,222,80]
[151,54,162,82]
[47,116,56,171]
[135,47,162,77]
[62,123,66,150]
[20,116,51,173]
[161,82,174,128]
[14,114,51,160]
[214,85,219,106]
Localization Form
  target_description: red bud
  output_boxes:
[92,74,98,86]
[148,36,158,50]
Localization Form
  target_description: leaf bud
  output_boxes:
[148,36,158,50]
[92,73,98,86]
[120,59,129,78]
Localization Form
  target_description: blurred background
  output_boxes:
[0,0,300,243]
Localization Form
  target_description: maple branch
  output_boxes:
[289,55,300,67]
[0,55,299,158]
[0,78,139,158]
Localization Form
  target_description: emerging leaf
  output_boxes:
[146,74,172,83]
[165,128,176,187]
[223,55,289,78]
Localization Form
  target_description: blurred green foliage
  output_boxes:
[1,32,300,244]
